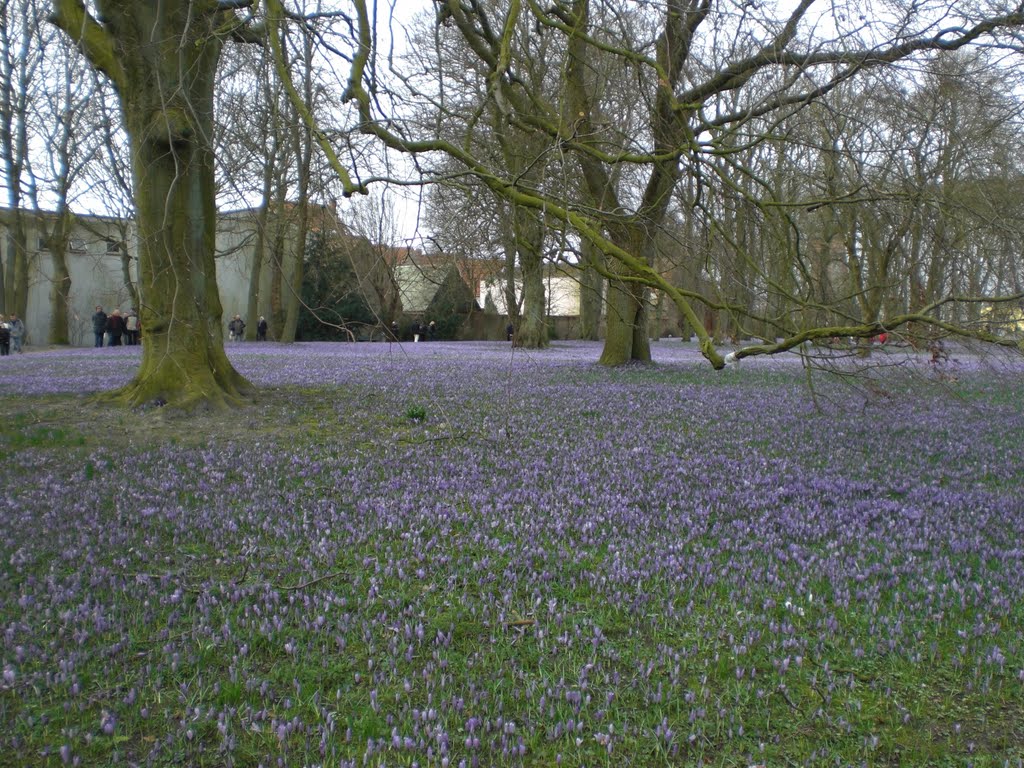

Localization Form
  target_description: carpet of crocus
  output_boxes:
[1,340,1023,767]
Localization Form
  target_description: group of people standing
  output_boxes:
[0,314,25,356]
[228,315,268,341]
[92,306,140,347]
[89,307,270,346]
[410,320,437,342]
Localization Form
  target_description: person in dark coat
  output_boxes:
[228,314,245,341]
[92,306,107,348]
[105,309,125,346]
[0,316,10,356]
[256,316,268,341]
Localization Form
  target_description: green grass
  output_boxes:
[0,416,86,449]
[2,370,1023,766]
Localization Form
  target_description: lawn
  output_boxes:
[1,340,1023,767]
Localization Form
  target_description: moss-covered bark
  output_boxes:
[514,206,549,349]
[599,276,650,365]
[518,259,548,348]
[53,0,253,408]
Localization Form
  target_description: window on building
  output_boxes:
[69,238,86,253]
[105,239,122,254]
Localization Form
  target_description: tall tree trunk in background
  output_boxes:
[0,231,5,313]
[269,213,286,338]
[566,0,690,365]
[11,219,28,319]
[494,124,549,348]
[279,30,313,344]
[118,228,138,309]
[501,217,521,332]
[2,218,26,315]
[246,205,269,340]
[246,51,283,340]
[41,32,99,346]
[47,208,73,344]
[0,0,35,319]
[280,198,309,343]
[245,160,278,340]
[514,204,548,348]
[599,254,650,364]
[578,237,604,340]
[280,165,311,343]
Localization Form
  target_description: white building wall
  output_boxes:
[478,274,581,317]
[215,216,259,325]
[5,207,401,345]
[2,210,269,346]
[10,220,137,347]
[213,211,299,334]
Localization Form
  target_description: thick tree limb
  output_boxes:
[265,0,361,195]
[49,0,126,91]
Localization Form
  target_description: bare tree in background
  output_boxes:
[0,0,44,319]
[345,0,1024,367]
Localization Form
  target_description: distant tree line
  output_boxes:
[1,0,1022,405]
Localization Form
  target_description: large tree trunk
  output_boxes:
[599,226,652,364]
[1,0,32,320]
[519,257,547,347]
[103,2,250,408]
[600,274,649,364]
[125,124,250,405]
[565,0,688,365]
[51,0,252,407]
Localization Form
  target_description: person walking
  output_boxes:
[7,314,24,353]
[256,316,268,341]
[92,306,107,348]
